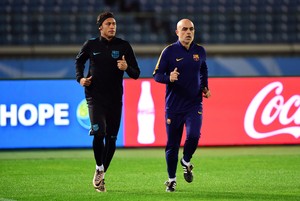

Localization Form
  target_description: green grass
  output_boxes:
[0,146,300,201]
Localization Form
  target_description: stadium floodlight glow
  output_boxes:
[0,103,69,126]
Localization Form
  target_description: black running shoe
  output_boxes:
[180,158,194,183]
[164,180,176,192]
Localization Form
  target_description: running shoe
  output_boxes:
[164,180,176,192]
[180,158,194,183]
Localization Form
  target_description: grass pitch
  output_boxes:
[0,146,300,201]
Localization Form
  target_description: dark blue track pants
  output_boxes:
[165,105,203,178]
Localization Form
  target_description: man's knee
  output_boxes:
[89,124,105,137]
[106,135,117,142]
[186,135,200,144]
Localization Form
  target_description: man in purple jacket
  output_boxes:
[153,18,211,192]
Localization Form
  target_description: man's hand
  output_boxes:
[170,67,179,82]
[80,76,92,87]
[117,55,128,71]
[203,87,211,98]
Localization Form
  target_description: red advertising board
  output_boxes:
[123,77,300,147]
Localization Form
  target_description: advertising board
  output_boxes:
[124,77,300,146]
[1,77,299,149]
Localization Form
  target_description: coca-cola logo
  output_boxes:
[244,81,300,139]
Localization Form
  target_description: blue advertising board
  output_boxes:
[0,80,124,149]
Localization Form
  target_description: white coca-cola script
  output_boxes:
[244,81,300,139]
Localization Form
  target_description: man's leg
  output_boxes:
[181,106,203,183]
[183,107,202,162]
[87,99,107,192]
[164,112,185,192]
[165,113,184,177]
[103,102,122,172]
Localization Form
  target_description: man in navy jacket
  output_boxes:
[153,18,211,192]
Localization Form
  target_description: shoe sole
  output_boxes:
[95,179,106,192]
[184,172,193,183]
[95,186,106,192]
